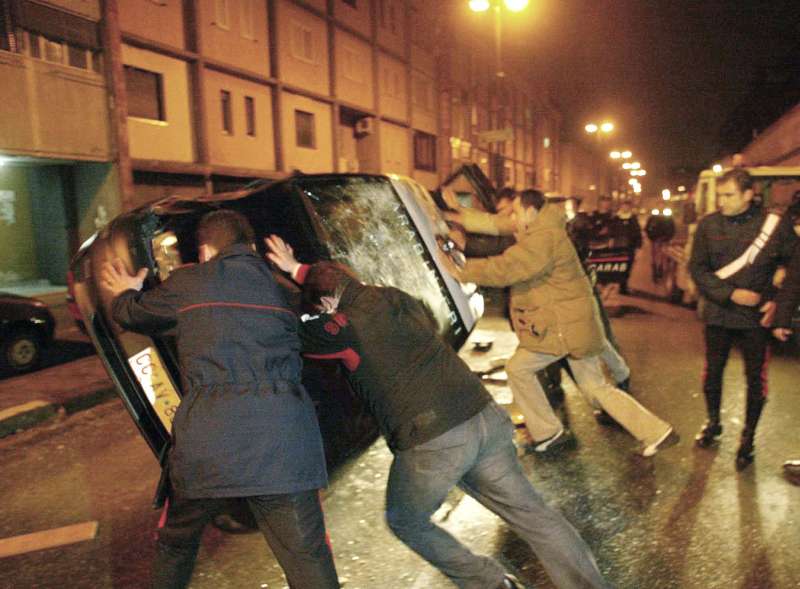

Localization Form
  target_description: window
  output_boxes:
[240,0,255,40]
[342,47,363,83]
[413,131,436,172]
[214,0,230,30]
[67,45,87,69]
[295,110,315,148]
[28,32,41,58]
[412,76,433,111]
[244,96,255,136]
[125,65,165,121]
[291,22,314,63]
[221,90,233,133]
[343,0,357,7]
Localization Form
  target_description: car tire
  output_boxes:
[1,328,43,374]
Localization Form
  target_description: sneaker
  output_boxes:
[594,409,617,427]
[532,427,568,453]
[641,427,679,457]
[694,421,722,448]
[735,431,755,471]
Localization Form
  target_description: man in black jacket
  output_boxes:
[101,211,338,589]
[689,169,797,470]
[266,236,610,589]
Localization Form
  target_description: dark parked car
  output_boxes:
[69,173,483,467]
[0,292,56,374]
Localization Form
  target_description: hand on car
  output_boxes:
[436,248,462,279]
[772,327,792,342]
[101,259,147,297]
[265,235,301,276]
[731,289,761,307]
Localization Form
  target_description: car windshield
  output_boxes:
[298,176,463,343]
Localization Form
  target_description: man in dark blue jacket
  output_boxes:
[689,169,796,470]
[101,211,338,589]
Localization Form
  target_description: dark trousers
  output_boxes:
[152,490,339,589]
[703,325,769,434]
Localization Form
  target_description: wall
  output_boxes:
[741,103,800,166]
[199,0,270,77]
[281,92,333,173]
[123,44,195,163]
[119,0,185,49]
[380,120,409,174]
[0,167,37,284]
[28,167,68,285]
[204,70,275,171]
[276,0,329,96]
[335,30,374,111]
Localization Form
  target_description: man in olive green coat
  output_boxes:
[440,189,676,457]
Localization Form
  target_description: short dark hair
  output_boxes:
[496,187,517,203]
[719,168,754,192]
[517,189,546,211]
[196,209,255,251]
[302,261,359,308]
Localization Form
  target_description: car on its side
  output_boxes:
[69,173,483,467]
[0,292,56,374]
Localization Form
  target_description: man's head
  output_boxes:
[597,195,612,214]
[302,261,358,312]
[495,187,517,216]
[512,189,546,232]
[716,169,755,216]
[196,210,256,262]
[618,199,633,214]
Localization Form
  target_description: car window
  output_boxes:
[297,176,466,345]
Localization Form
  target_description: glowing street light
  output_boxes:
[585,123,598,134]
[600,122,614,133]
[469,0,491,11]
[631,161,641,170]
[610,151,621,159]
[621,150,632,159]
[622,162,632,170]
[712,163,723,174]
[504,0,530,11]
[469,0,530,77]
[662,189,671,200]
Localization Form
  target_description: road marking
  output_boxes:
[0,521,98,559]
[0,400,51,422]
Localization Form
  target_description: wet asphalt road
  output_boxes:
[0,308,799,588]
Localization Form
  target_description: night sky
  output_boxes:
[463,0,800,193]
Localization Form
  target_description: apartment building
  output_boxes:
[0,0,561,290]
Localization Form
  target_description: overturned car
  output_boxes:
[69,173,483,467]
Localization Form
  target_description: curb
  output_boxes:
[0,388,117,439]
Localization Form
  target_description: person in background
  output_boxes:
[610,198,643,294]
[587,195,615,248]
[440,189,676,457]
[689,169,797,470]
[265,237,612,589]
[101,210,338,589]
[770,192,800,484]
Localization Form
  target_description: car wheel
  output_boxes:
[1,328,43,374]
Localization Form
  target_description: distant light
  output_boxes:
[628,179,637,185]
[662,189,671,200]
[600,122,614,133]
[631,161,641,170]
[651,209,660,216]
[639,170,647,176]
[633,185,642,193]
[0,156,6,166]
[621,150,632,159]
[622,163,632,170]
[712,163,723,174]
[585,123,598,134]
[469,0,490,11]
[589,184,597,191]
[677,185,686,192]
[504,0,529,11]
[543,136,551,148]
[663,208,673,216]
[610,151,621,159]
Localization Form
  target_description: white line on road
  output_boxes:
[0,521,98,559]
[0,400,51,421]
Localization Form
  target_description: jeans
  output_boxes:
[599,337,630,385]
[385,402,609,589]
[703,325,769,434]
[506,347,671,446]
[152,490,339,589]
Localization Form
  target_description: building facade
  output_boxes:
[0,0,562,290]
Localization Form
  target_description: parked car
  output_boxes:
[69,173,483,467]
[0,292,56,374]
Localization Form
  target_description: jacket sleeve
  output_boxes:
[459,208,516,236]
[299,313,361,371]
[688,218,735,305]
[111,279,181,334]
[631,218,643,249]
[459,228,555,288]
[773,244,800,328]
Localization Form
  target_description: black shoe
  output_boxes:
[694,421,722,448]
[497,574,522,589]
[736,432,754,471]
[616,377,630,393]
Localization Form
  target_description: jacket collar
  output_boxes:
[725,204,760,225]
[517,202,565,237]
[216,242,258,259]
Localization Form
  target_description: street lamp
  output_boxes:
[610,150,621,159]
[662,189,671,200]
[469,0,530,78]
[585,121,614,194]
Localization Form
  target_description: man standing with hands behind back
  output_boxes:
[101,210,338,589]
[689,169,796,470]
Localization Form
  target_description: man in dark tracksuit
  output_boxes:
[101,211,337,589]
[266,237,610,589]
[689,169,796,470]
